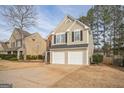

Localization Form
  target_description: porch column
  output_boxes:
[17,51,20,60]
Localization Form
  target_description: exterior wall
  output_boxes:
[67,22,88,45]
[50,48,88,65]
[24,33,46,56]
[52,18,89,46]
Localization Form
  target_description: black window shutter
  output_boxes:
[80,30,83,41]
[65,32,67,43]
[54,35,56,44]
[72,32,74,42]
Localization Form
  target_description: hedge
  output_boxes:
[0,54,17,61]
[26,55,44,60]
[0,54,44,61]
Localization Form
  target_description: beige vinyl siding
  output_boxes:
[67,30,88,45]
[54,17,74,34]
[53,26,88,46]
[53,17,89,45]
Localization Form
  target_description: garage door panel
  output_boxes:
[68,51,83,64]
[52,52,65,64]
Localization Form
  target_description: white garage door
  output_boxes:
[52,52,65,64]
[68,51,83,65]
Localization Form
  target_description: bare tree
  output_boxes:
[0,5,37,60]
[1,5,37,30]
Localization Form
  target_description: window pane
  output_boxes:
[17,41,21,47]
[74,31,80,41]
[56,34,65,44]
[61,34,65,43]
[56,35,61,44]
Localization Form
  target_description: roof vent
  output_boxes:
[65,19,71,24]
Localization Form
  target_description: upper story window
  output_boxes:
[11,42,15,48]
[72,29,83,42]
[16,40,21,47]
[56,33,65,44]
[74,31,80,41]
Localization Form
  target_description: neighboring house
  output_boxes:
[0,41,8,54]
[0,28,46,59]
[47,15,94,65]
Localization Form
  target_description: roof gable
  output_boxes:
[25,32,46,41]
[53,15,74,34]
[52,15,89,34]
[14,28,31,38]
[8,28,31,41]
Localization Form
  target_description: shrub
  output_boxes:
[26,55,32,60]
[26,55,43,60]
[0,54,17,61]
[38,55,42,59]
[92,54,103,64]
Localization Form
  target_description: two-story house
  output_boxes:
[47,15,94,65]
[0,28,46,59]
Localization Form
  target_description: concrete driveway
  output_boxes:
[0,62,80,88]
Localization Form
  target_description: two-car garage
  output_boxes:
[51,50,88,65]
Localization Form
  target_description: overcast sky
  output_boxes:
[0,5,92,41]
